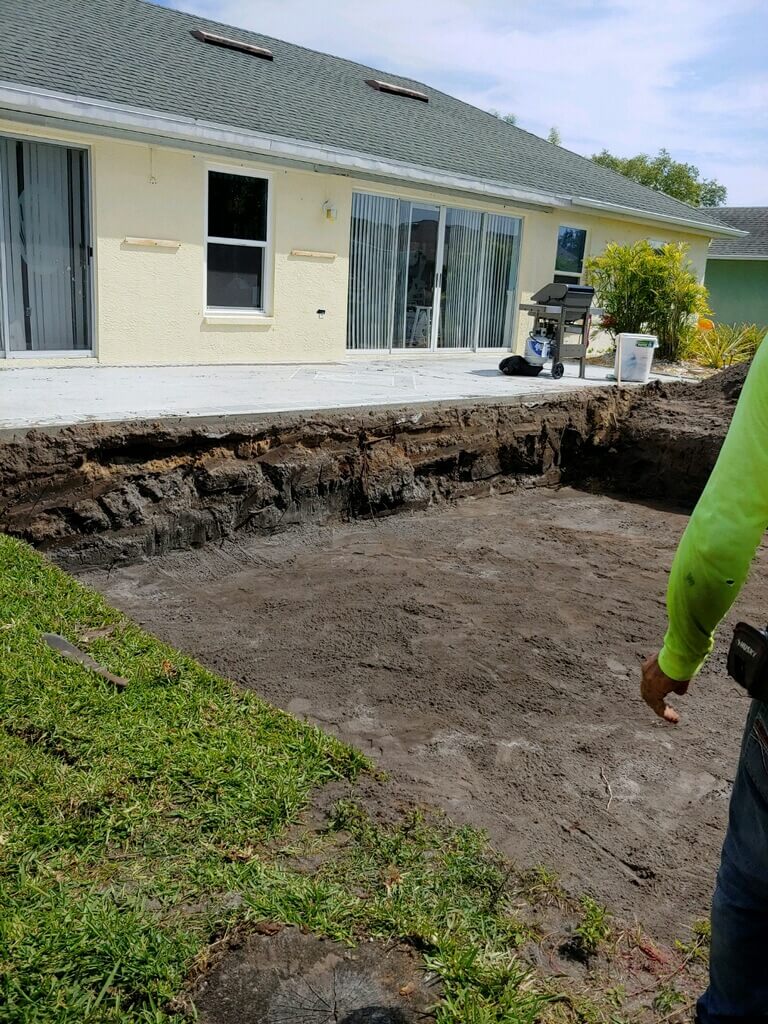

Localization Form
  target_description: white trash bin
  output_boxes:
[615,333,658,384]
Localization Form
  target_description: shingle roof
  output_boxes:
[0,0,732,234]
[708,208,768,258]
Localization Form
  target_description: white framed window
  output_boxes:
[205,167,271,313]
[553,224,587,284]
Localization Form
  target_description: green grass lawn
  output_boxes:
[0,536,367,1021]
[0,536,706,1023]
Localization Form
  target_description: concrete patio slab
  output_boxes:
[0,355,660,430]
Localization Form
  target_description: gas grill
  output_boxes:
[509,282,598,380]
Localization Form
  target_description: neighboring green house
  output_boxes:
[705,208,768,326]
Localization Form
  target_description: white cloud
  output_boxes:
[175,0,768,204]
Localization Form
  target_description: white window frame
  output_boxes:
[553,223,588,284]
[204,164,273,317]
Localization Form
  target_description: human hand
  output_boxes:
[640,653,690,724]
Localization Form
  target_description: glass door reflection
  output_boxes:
[393,204,439,349]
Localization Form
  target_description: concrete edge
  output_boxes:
[0,387,632,442]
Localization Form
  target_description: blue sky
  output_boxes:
[162,0,767,205]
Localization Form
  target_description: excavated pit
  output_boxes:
[0,367,745,566]
[0,368,751,940]
[569,364,747,504]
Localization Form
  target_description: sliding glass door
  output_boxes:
[0,136,92,356]
[438,207,483,349]
[345,192,398,351]
[347,191,520,352]
[477,214,520,349]
[393,203,440,349]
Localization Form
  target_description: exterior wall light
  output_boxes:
[322,201,338,222]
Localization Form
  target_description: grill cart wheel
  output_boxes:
[551,362,565,380]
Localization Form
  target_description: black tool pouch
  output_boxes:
[727,623,768,702]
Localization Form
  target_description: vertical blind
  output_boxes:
[346,192,398,351]
[0,138,91,353]
[439,207,483,349]
[476,214,520,349]
[346,192,521,352]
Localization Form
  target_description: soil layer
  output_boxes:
[0,368,746,567]
[80,485,766,941]
[0,392,632,566]
[572,364,747,503]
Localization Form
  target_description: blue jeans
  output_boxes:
[697,700,768,1022]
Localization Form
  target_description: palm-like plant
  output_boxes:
[688,323,767,369]
[586,241,709,361]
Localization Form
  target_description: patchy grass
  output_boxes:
[0,537,709,1023]
[516,865,569,907]
[318,801,546,1023]
[574,897,612,958]
[652,986,685,1014]
[674,919,710,965]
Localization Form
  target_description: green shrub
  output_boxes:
[586,241,659,337]
[688,323,767,368]
[586,240,709,362]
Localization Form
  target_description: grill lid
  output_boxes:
[530,282,595,311]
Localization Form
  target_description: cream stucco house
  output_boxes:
[0,0,741,368]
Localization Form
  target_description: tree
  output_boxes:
[547,126,562,146]
[586,241,709,361]
[489,109,517,125]
[591,148,726,207]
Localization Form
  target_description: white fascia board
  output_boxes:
[0,80,745,237]
[570,195,747,239]
[0,81,561,210]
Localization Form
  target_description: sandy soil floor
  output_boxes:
[79,486,767,941]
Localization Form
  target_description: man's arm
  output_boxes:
[645,339,768,720]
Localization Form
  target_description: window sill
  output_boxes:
[203,314,275,326]
[5,351,96,358]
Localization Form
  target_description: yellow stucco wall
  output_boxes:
[0,117,711,367]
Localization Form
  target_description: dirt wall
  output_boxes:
[570,366,746,504]
[0,367,746,567]
[0,392,631,567]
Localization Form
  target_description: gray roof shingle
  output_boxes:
[708,208,768,258]
[0,0,732,234]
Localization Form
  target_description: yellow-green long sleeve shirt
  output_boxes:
[658,339,768,682]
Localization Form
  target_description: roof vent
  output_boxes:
[190,29,274,61]
[365,79,429,103]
